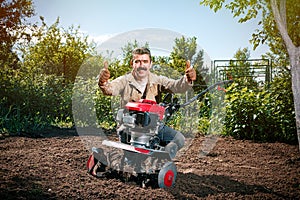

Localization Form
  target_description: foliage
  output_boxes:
[72,76,116,129]
[199,0,299,51]
[78,55,105,78]
[170,36,209,93]
[21,17,96,83]
[0,0,35,68]
[0,5,96,134]
[228,47,259,88]
[1,0,297,145]
[199,0,300,70]
[223,73,296,143]
[252,0,299,59]
[0,70,73,134]
[199,0,298,145]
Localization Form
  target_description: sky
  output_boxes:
[29,0,269,62]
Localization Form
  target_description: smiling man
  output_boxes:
[98,47,196,157]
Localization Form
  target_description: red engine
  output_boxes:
[116,99,166,148]
[125,99,165,120]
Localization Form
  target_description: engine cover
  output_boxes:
[125,99,165,120]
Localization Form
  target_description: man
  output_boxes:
[98,47,196,158]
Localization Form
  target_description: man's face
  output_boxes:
[131,54,152,79]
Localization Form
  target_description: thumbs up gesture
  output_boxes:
[185,60,196,82]
[98,61,110,86]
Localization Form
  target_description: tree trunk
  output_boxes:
[290,48,300,151]
[271,0,300,151]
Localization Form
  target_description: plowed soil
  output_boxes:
[1,129,300,200]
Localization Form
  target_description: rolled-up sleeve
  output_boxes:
[157,75,193,93]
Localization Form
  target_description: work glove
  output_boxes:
[185,60,196,82]
[98,61,110,86]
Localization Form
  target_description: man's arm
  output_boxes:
[158,60,196,93]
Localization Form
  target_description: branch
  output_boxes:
[270,0,295,53]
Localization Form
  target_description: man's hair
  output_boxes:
[132,47,152,61]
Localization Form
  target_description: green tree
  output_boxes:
[228,47,258,88]
[200,0,300,150]
[170,36,208,93]
[22,17,95,83]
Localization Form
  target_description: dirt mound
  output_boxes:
[1,132,299,199]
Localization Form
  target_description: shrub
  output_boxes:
[223,73,297,144]
[0,70,74,135]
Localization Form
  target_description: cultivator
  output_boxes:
[86,80,233,188]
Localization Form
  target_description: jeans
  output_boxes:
[158,125,185,149]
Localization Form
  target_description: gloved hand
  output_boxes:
[98,61,110,86]
[185,60,196,82]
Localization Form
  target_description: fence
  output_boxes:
[213,59,272,85]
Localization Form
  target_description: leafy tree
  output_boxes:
[170,36,208,93]
[0,3,98,134]
[21,17,95,83]
[269,0,300,150]
[228,47,258,88]
[0,0,34,69]
[200,0,300,150]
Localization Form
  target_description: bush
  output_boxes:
[0,70,74,135]
[0,69,118,136]
[1,56,296,144]
[72,77,116,129]
[223,73,297,144]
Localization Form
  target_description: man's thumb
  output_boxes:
[104,61,109,69]
[186,60,191,70]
